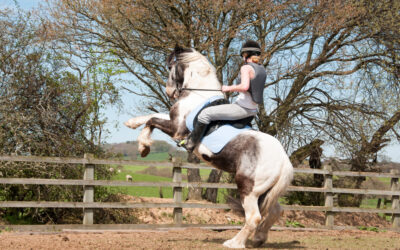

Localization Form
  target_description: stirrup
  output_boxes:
[177,138,197,152]
[177,139,188,149]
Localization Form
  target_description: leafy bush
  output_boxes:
[283,173,324,206]
[334,176,364,207]
[0,10,120,224]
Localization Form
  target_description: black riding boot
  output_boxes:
[185,122,208,153]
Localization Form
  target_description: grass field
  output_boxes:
[107,156,394,207]
[107,163,229,202]
[135,152,171,161]
[108,168,175,198]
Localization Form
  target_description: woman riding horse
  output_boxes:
[124,45,293,248]
[183,40,267,152]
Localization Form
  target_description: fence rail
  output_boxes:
[0,178,398,195]
[0,155,399,230]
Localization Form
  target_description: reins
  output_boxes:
[176,86,225,99]
[180,88,221,91]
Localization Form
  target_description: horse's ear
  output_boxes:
[167,45,181,68]
[174,44,185,54]
[167,52,175,69]
[167,45,193,68]
[167,45,187,68]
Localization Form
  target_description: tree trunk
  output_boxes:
[186,153,202,200]
[202,169,223,203]
[226,173,239,199]
[289,139,325,167]
[309,145,324,187]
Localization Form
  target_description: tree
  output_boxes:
[0,9,120,223]
[45,0,400,205]
[44,0,262,200]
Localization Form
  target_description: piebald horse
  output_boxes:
[125,46,293,248]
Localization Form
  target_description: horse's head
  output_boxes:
[166,46,192,99]
[166,46,218,100]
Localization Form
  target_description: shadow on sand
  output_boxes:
[202,238,304,249]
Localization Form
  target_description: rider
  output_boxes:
[183,40,267,153]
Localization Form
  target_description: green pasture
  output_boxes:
[359,176,392,209]
[106,162,395,207]
[106,164,228,203]
[135,152,171,161]
[120,152,175,161]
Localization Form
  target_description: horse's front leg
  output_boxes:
[125,114,170,157]
[140,117,178,157]
[124,113,170,130]
[125,114,184,157]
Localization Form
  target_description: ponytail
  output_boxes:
[250,55,260,64]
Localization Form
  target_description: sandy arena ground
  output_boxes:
[1,196,398,249]
[1,228,400,250]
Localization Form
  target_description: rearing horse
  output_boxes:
[125,46,293,248]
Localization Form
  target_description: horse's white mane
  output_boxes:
[180,50,216,74]
[175,48,221,91]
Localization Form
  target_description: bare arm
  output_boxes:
[222,65,255,92]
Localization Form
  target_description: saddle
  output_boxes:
[185,95,253,154]
[192,98,254,137]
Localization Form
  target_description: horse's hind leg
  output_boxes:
[223,193,261,248]
[253,202,283,247]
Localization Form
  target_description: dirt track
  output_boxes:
[1,228,399,250]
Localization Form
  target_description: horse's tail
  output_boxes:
[259,156,293,215]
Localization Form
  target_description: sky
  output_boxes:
[1,0,41,9]
[1,0,175,145]
[4,0,400,162]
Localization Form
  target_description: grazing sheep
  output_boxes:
[109,167,114,172]
[126,175,133,181]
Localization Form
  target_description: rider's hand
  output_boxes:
[221,85,230,92]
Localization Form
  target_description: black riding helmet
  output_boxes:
[240,40,261,58]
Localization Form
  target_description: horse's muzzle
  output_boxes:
[166,86,177,100]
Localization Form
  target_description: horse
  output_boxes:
[124,46,293,248]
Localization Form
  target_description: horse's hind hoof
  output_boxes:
[252,233,266,247]
[251,240,264,248]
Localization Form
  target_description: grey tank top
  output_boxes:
[247,62,266,104]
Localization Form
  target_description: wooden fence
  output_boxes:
[0,154,399,231]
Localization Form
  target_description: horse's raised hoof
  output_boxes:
[223,239,245,249]
[139,145,150,157]
[124,118,143,129]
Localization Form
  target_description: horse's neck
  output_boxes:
[176,62,222,121]
[177,91,220,117]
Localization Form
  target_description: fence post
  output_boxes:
[391,169,399,229]
[172,157,183,224]
[324,164,334,228]
[83,153,94,225]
